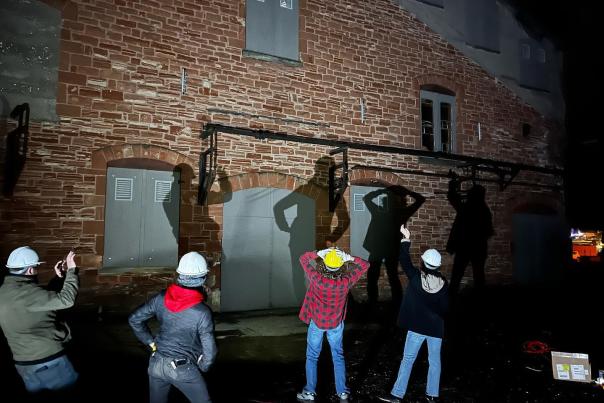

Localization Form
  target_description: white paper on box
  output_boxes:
[556,364,570,380]
[571,364,586,380]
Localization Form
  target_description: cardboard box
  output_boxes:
[551,351,592,382]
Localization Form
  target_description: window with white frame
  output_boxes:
[420,89,456,153]
[245,0,299,62]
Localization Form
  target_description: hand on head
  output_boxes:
[317,247,354,266]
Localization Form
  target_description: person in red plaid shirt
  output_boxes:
[296,247,369,402]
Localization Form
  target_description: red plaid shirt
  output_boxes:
[298,251,369,329]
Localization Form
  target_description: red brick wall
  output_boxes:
[0,0,564,302]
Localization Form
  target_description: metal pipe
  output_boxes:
[202,123,563,176]
[352,165,562,190]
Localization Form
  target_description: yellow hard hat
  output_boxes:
[324,249,344,269]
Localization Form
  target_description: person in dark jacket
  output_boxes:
[0,246,79,394]
[129,252,217,403]
[379,225,449,403]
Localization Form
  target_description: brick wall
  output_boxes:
[0,0,564,305]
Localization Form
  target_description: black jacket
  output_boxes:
[128,291,217,372]
[397,242,449,338]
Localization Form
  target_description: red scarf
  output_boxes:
[164,284,204,312]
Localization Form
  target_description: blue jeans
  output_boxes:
[391,330,442,398]
[14,355,78,393]
[148,354,211,403]
[304,320,348,395]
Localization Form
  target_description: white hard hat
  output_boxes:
[176,252,208,276]
[6,246,44,269]
[421,249,441,269]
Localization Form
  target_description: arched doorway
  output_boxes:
[511,202,569,285]
[103,159,180,269]
[220,187,315,311]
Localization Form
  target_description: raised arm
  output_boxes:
[447,176,463,211]
[404,188,426,218]
[326,195,350,244]
[299,250,319,277]
[363,188,387,213]
[388,185,426,223]
[273,192,297,232]
[399,225,418,280]
[27,251,79,312]
[346,255,370,284]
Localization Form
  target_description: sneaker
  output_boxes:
[296,390,316,401]
[425,396,439,402]
[377,394,404,403]
[337,392,350,401]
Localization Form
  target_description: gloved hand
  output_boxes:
[317,248,331,260]
[400,225,411,240]
[197,355,209,372]
[340,251,354,263]
[318,248,354,263]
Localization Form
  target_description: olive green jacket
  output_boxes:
[0,269,79,363]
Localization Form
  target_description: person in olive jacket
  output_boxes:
[0,246,79,394]
[379,225,449,403]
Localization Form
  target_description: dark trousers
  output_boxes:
[148,354,211,403]
[449,249,487,296]
[367,256,402,305]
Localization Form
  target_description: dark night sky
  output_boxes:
[505,0,603,229]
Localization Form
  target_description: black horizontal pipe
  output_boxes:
[353,165,562,190]
[202,123,563,177]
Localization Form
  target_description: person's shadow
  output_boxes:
[273,156,350,303]
[163,165,232,281]
[446,175,494,296]
[203,167,232,271]
[363,185,425,307]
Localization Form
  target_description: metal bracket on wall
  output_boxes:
[199,122,563,197]
[329,147,348,212]
[198,125,218,205]
[3,103,30,197]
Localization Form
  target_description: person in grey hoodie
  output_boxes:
[378,225,449,403]
[0,246,79,394]
[129,252,217,403]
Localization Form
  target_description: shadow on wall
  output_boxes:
[0,96,8,201]
[162,163,188,244]
[274,156,350,302]
[363,184,425,306]
[446,173,494,296]
[198,166,231,271]
[164,164,232,303]
[2,99,29,198]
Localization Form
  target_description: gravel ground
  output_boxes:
[1,266,603,402]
